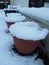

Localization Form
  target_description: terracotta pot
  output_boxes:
[7,22,14,28]
[13,37,40,55]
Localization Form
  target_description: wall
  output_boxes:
[10,0,29,7]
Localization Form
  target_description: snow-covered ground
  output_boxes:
[0,10,45,65]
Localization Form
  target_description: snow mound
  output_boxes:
[7,13,22,16]
[5,15,25,22]
[9,21,49,41]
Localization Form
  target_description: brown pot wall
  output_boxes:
[13,37,40,55]
[7,22,14,28]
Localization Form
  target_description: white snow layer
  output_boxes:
[9,21,49,41]
[7,13,22,16]
[0,15,44,65]
[17,7,49,22]
[5,15,25,22]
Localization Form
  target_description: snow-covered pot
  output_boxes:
[9,21,49,55]
[5,13,25,28]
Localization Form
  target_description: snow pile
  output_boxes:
[0,19,8,32]
[17,7,49,22]
[9,21,49,41]
[5,15,25,22]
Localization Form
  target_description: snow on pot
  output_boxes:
[9,21,49,55]
[5,13,25,28]
[7,13,22,16]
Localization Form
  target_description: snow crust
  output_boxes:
[9,21,49,41]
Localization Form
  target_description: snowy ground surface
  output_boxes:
[0,10,45,65]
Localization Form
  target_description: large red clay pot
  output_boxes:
[7,22,14,28]
[9,22,48,55]
[13,36,40,55]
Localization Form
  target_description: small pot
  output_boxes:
[13,36,40,55]
[7,22,14,28]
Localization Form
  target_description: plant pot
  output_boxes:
[7,22,14,28]
[5,15,25,28]
[9,22,48,55]
[13,36,40,55]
